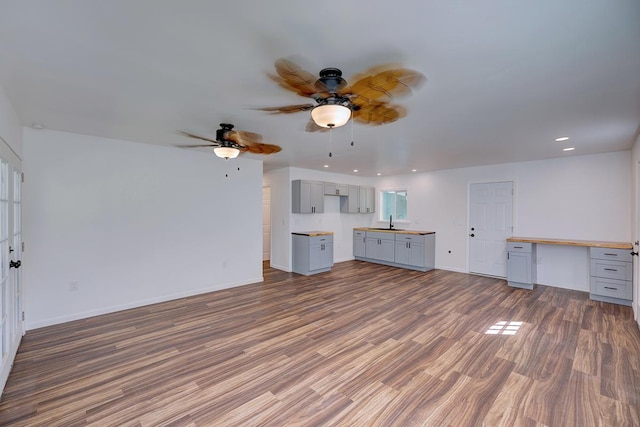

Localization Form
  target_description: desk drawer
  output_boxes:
[590,259,632,281]
[310,235,333,245]
[590,277,632,301]
[507,242,532,253]
[590,247,632,262]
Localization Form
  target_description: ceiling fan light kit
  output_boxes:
[213,145,240,159]
[311,103,351,128]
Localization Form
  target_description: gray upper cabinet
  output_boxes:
[359,186,375,213]
[340,185,360,213]
[293,180,374,214]
[292,180,324,213]
[324,182,348,196]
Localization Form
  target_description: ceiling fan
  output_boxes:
[257,58,426,131]
[178,123,281,159]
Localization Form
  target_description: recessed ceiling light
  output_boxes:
[563,147,575,151]
[555,136,569,142]
[323,164,329,168]
[412,169,417,172]
[376,173,381,176]
[353,169,358,173]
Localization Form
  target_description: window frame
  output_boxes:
[378,188,409,223]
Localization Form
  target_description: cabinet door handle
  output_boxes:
[604,286,618,290]
[604,268,618,272]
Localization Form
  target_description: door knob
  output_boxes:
[10,260,21,269]
[469,233,475,237]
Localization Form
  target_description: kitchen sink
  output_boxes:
[369,227,405,231]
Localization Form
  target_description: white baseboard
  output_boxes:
[26,276,264,330]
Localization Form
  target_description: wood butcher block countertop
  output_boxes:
[507,236,632,250]
[354,227,436,235]
[291,231,334,236]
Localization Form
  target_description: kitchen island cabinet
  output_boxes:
[292,231,334,275]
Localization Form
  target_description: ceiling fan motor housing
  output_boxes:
[217,123,235,142]
[315,68,347,93]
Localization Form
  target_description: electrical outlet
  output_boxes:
[69,281,79,292]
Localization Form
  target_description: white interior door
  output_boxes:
[263,186,271,262]
[0,138,23,396]
[469,181,514,277]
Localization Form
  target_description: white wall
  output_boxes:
[0,84,22,157]
[23,129,263,329]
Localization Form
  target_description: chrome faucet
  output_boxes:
[389,215,394,229]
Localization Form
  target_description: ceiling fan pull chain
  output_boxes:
[328,124,334,157]
[350,112,355,147]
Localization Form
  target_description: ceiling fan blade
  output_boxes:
[349,68,426,103]
[243,143,282,155]
[353,103,406,125]
[179,131,220,144]
[270,58,319,97]
[253,103,315,114]
[227,129,263,145]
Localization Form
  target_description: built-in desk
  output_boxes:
[506,237,634,306]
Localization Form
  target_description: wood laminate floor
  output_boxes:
[1,261,639,426]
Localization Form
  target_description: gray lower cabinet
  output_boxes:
[507,242,537,289]
[589,247,632,306]
[353,230,366,258]
[292,233,334,275]
[395,234,425,268]
[354,230,435,272]
[365,232,395,263]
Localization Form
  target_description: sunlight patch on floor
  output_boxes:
[485,320,522,335]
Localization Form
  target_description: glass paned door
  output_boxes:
[0,139,23,396]
[0,160,8,359]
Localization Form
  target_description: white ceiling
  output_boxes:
[1,1,639,176]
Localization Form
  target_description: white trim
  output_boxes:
[26,276,264,330]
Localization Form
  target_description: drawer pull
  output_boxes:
[604,268,618,272]
[604,286,618,290]
[514,246,523,249]
[604,253,618,256]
